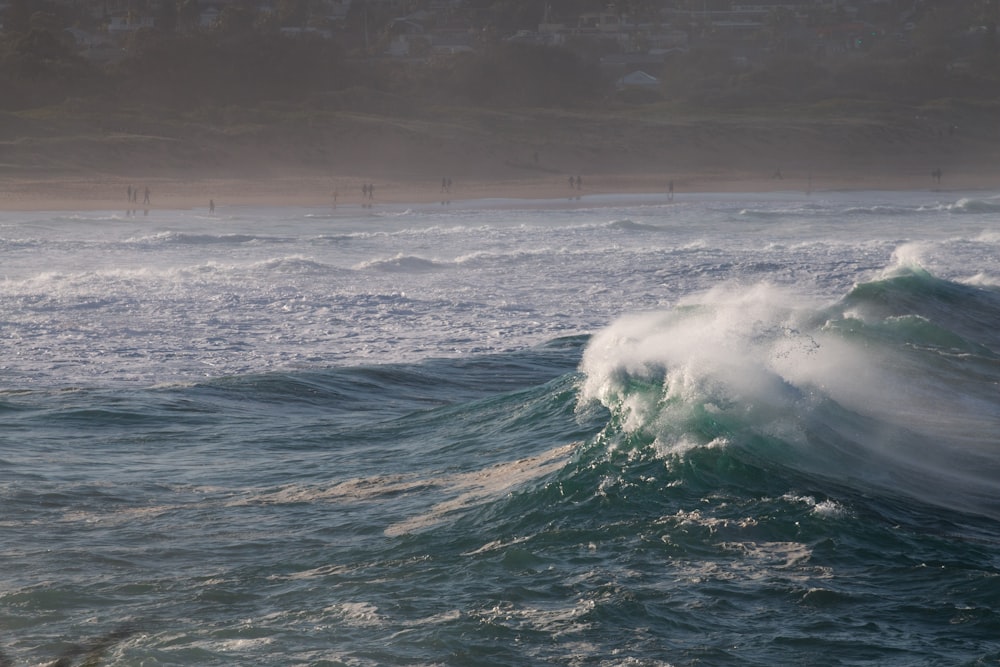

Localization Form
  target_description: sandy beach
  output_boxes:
[2,166,998,213]
[2,102,998,212]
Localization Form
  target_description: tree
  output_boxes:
[178,0,202,31]
[344,1,393,55]
[3,0,32,35]
[216,4,257,34]
[3,24,90,82]
[157,0,179,33]
[763,7,795,54]
[277,0,310,28]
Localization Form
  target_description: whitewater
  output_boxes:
[1,190,999,665]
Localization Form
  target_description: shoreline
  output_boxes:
[1,169,997,212]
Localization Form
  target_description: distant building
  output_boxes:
[199,7,221,29]
[108,14,156,32]
[601,53,668,80]
[616,70,660,91]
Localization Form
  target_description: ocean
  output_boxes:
[1,190,999,666]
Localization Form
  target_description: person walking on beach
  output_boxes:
[668,180,674,202]
[143,187,150,205]
[127,185,132,202]
[209,199,215,214]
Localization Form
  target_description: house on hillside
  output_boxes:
[578,12,625,33]
[327,0,352,18]
[601,53,667,80]
[431,26,475,55]
[66,26,125,61]
[65,27,106,47]
[199,6,221,29]
[386,16,428,56]
[107,13,156,32]
[616,70,660,91]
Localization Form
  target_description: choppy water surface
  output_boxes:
[2,191,999,665]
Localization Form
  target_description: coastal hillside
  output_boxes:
[2,0,999,197]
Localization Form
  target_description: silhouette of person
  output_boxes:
[209,199,215,214]
[143,187,150,205]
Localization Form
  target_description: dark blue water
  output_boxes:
[3,270,1000,666]
[2,194,1000,665]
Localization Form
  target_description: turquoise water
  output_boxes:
[1,192,999,665]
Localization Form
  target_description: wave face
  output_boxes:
[2,192,1000,665]
[580,266,1000,519]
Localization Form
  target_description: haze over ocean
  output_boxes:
[2,191,999,665]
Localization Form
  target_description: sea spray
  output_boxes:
[579,269,1000,522]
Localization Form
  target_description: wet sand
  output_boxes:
[2,167,996,212]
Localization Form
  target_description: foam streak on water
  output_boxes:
[1,191,1000,666]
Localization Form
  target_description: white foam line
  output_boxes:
[52,445,576,536]
[384,443,576,536]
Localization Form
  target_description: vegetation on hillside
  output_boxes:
[0,1,998,180]
[1,0,998,115]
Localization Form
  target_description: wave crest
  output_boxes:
[355,254,451,272]
[578,265,1000,521]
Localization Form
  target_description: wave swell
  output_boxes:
[578,260,1000,522]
